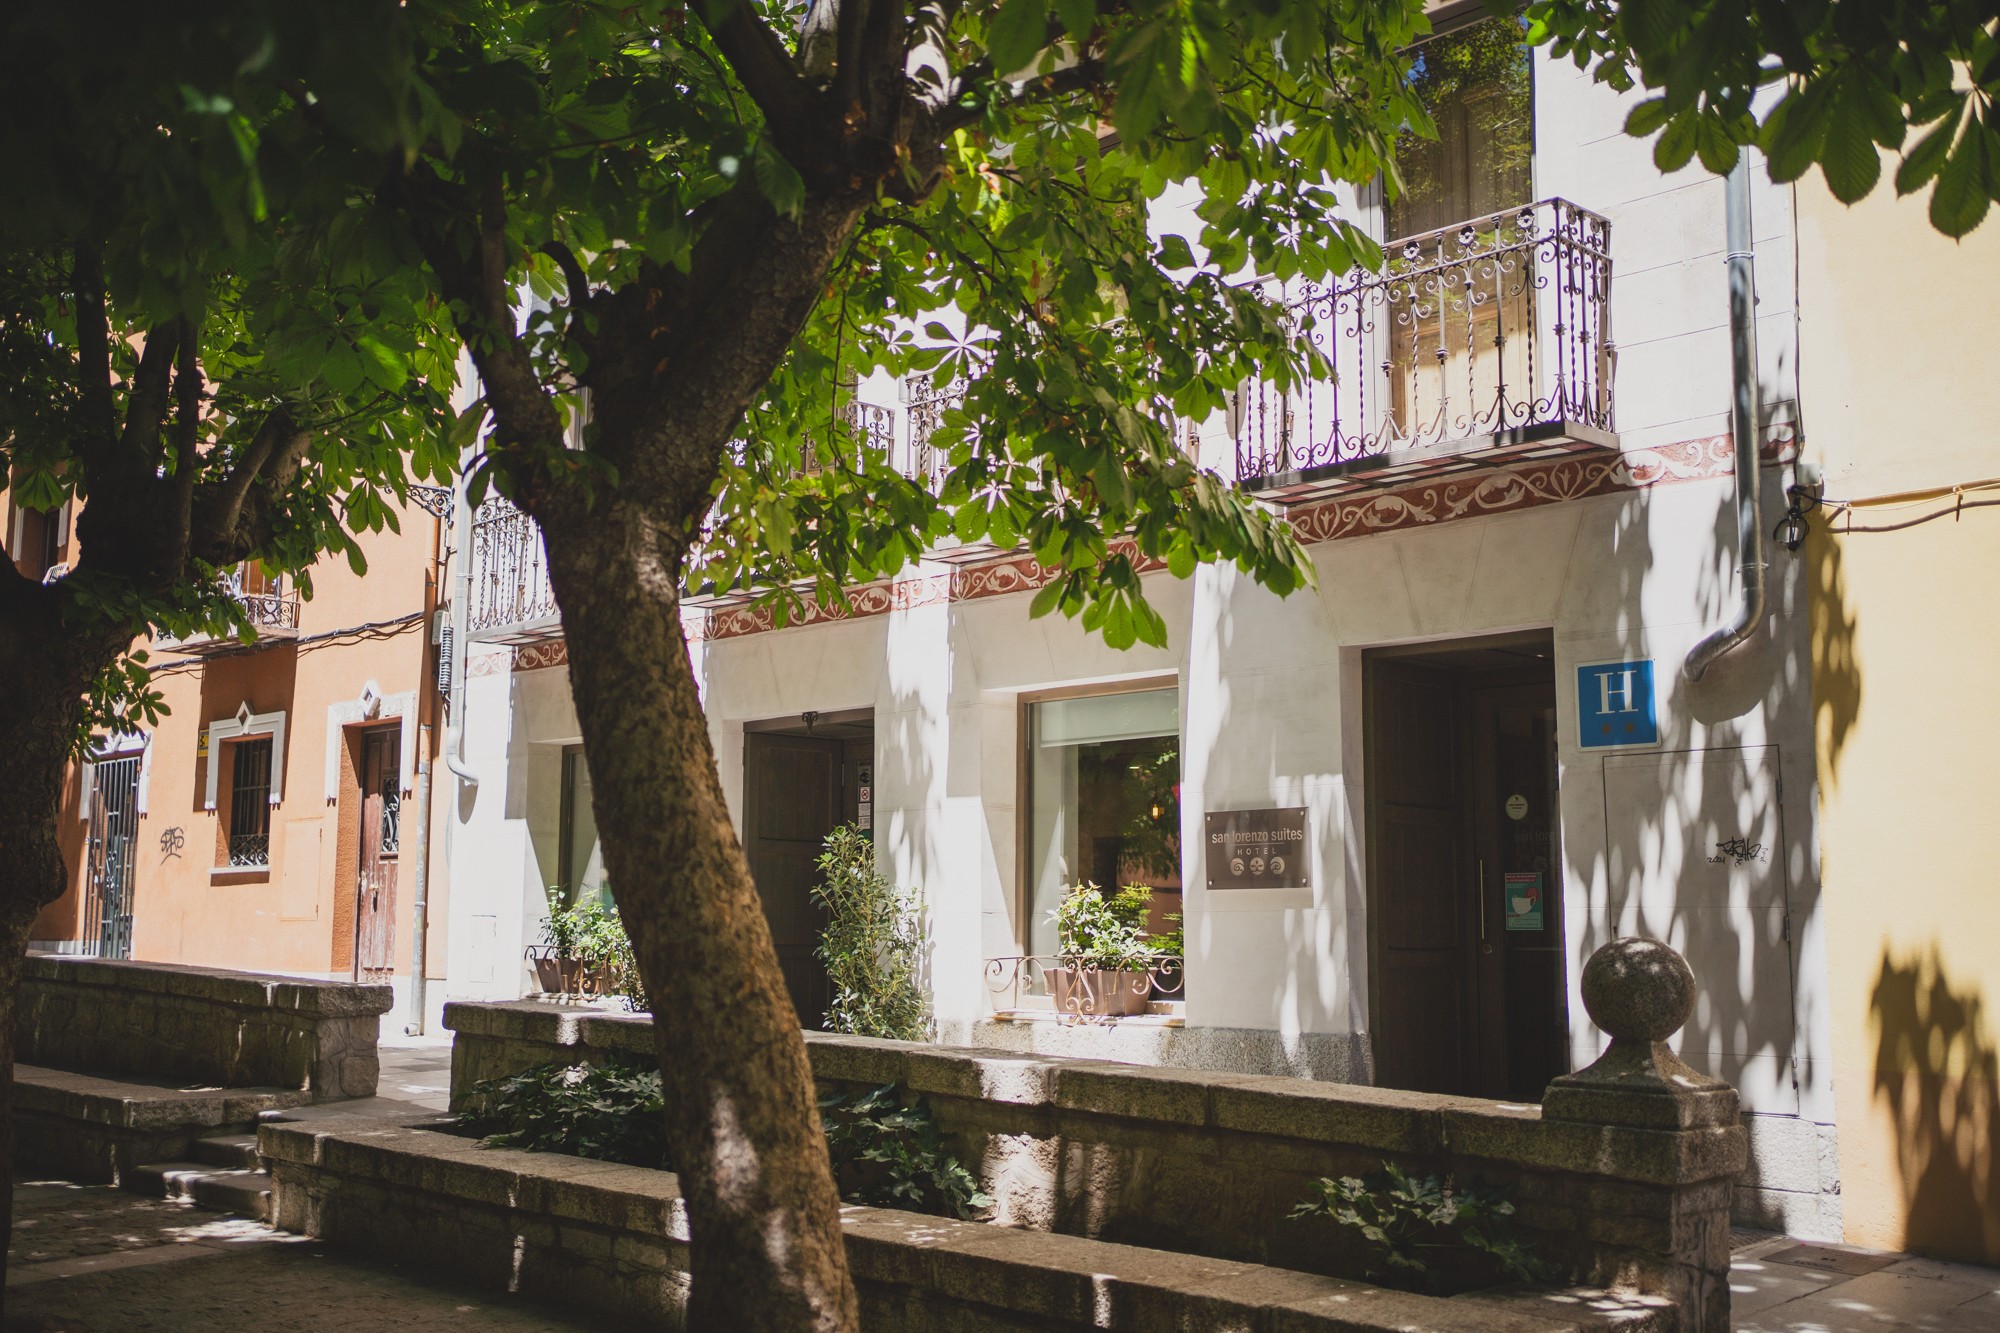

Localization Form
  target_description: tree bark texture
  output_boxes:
[517,193,871,1333]
[541,508,859,1332]
[0,594,125,1318]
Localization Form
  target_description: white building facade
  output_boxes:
[440,18,1839,1239]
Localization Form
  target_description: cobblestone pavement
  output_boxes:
[5,1183,601,1331]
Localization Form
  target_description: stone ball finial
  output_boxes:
[1579,937,1695,1043]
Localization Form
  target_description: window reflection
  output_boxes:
[1026,688,1181,956]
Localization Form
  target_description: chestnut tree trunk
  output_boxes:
[433,186,875,1329]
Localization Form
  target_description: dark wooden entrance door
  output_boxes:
[743,731,845,1026]
[1367,650,1564,1100]
[355,727,400,982]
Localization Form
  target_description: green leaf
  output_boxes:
[1051,0,1094,39]
[1624,97,1671,138]
[1653,110,1699,173]
[1694,113,1739,175]
[751,137,805,221]
[1761,87,1830,184]
[355,336,408,391]
[1929,124,1993,238]
[988,0,1049,78]
[1896,116,1957,196]
[1821,90,1884,203]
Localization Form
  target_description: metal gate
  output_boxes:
[82,754,142,959]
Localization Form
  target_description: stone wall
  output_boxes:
[263,1115,1673,1332]
[20,954,391,1099]
[445,980,1744,1330]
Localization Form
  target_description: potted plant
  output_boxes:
[533,888,632,997]
[532,886,585,994]
[1047,884,1154,1017]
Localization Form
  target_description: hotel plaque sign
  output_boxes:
[1205,808,1309,890]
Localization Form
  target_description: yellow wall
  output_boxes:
[1799,167,2000,1262]
[31,503,449,988]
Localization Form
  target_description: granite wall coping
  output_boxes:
[27,954,392,1017]
[262,1118,1673,1332]
[441,1004,1745,1190]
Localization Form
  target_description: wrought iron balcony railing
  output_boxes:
[466,494,559,642]
[983,954,1186,1019]
[1235,197,1614,494]
[156,567,301,653]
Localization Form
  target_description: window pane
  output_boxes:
[1386,18,1533,238]
[1027,688,1181,956]
[228,738,271,866]
[561,747,608,902]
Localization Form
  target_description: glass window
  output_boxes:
[227,738,272,867]
[558,745,608,904]
[1025,687,1181,956]
[1386,17,1534,239]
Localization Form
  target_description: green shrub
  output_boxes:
[541,886,648,1010]
[813,824,929,1041]
[456,1058,668,1168]
[1051,882,1179,967]
[1289,1162,1552,1294]
[820,1084,991,1220]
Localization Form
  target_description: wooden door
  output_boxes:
[1469,679,1566,1101]
[1367,660,1475,1094]
[355,727,400,981]
[1369,655,1567,1099]
[742,732,842,1027]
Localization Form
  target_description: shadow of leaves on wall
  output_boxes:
[1871,945,1999,1262]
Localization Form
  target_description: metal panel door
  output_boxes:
[83,755,142,959]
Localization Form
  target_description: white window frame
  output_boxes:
[204,701,287,811]
[322,681,418,802]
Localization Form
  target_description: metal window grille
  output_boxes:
[228,738,272,866]
[82,755,142,959]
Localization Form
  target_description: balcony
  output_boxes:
[159,567,301,655]
[466,495,559,643]
[1234,197,1615,501]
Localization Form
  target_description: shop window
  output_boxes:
[226,738,273,867]
[558,745,608,904]
[1025,686,1181,956]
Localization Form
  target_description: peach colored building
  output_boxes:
[18,487,457,1034]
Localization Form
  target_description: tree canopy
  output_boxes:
[1530,0,2000,236]
[0,4,464,747]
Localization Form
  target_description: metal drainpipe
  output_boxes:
[444,469,480,785]
[404,740,432,1034]
[1684,155,1767,683]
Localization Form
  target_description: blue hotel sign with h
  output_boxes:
[1577,660,1659,749]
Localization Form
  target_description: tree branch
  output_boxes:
[113,322,180,471]
[170,317,203,561]
[192,406,301,550]
[696,0,818,143]
[935,50,1106,135]
[71,243,116,451]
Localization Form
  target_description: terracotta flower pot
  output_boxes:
[1051,964,1152,1017]
[532,957,564,992]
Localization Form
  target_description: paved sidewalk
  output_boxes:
[1731,1234,2000,1331]
[5,1182,597,1332]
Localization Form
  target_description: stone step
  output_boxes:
[192,1134,262,1170]
[129,1162,271,1222]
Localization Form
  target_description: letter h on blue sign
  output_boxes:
[1576,660,1659,749]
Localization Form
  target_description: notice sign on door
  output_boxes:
[1504,872,1544,931]
[1205,808,1309,890]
